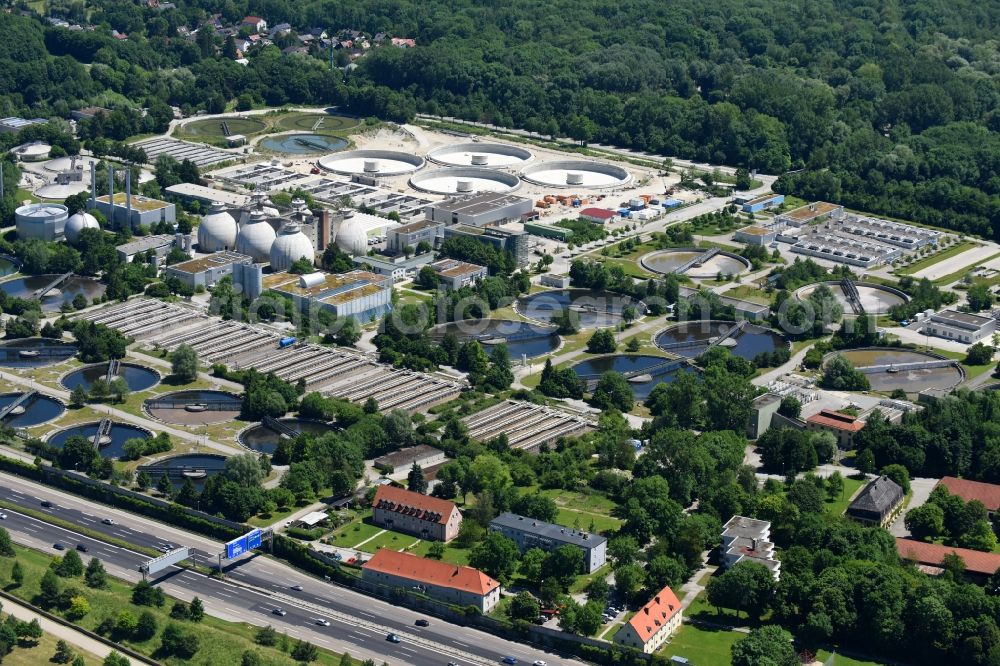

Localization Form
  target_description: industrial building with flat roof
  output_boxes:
[353,253,432,282]
[835,213,941,250]
[0,117,47,134]
[923,309,997,344]
[425,192,533,228]
[442,224,529,268]
[116,234,178,264]
[372,444,446,473]
[777,201,844,227]
[96,192,176,230]
[734,225,778,246]
[737,192,784,213]
[165,251,252,290]
[429,258,487,290]
[361,549,500,613]
[262,269,393,321]
[387,219,444,255]
[489,512,607,573]
[721,516,780,579]
[164,182,251,208]
[790,228,901,268]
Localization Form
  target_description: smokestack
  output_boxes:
[108,165,115,228]
[125,170,132,231]
[89,161,96,209]
[0,161,4,200]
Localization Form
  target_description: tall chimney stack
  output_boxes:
[125,169,132,232]
[108,165,115,228]
[89,161,96,209]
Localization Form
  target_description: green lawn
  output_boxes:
[327,519,383,549]
[3,545,363,666]
[896,241,977,276]
[533,488,624,534]
[407,539,471,566]
[3,627,102,666]
[657,623,744,664]
[719,284,771,305]
[825,476,866,516]
[356,529,417,554]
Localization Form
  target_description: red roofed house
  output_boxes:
[805,409,866,449]
[579,207,617,224]
[613,586,682,653]
[938,476,1000,517]
[896,537,1000,580]
[362,549,500,612]
[372,485,462,542]
[241,16,267,33]
[391,37,416,48]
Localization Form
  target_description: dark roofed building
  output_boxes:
[847,475,904,528]
[489,512,607,573]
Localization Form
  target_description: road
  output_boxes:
[0,472,580,666]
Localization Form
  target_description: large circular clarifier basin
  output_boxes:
[47,421,152,459]
[409,167,521,195]
[0,392,65,427]
[428,319,560,359]
[144,390,243,425]
[521,160,631,189]
[0,339,77,367]
[640,249,751,279]
[317,150,424,177]
[517,289,644,329]
[427,142,533,168]
[655,321,789,362]
[0,274,105,312]
[259,134,348,154]
[571,354,695,401]
[139,453,228,489]
[61,362,160,393]
[795,281,909,316]
[827,348,964,394]
[239,418,337,456]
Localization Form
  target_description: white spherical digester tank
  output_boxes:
[269,221,315,272]
[235,210,277,263]
[197,202,238,252]
[64,211,100,244]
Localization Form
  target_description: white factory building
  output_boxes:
[15,203,68,241]
[923,309,997,344]
[234,266,393,321]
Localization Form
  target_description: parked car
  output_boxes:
[386,633,400,643]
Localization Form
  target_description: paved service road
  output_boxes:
[0,472,581,666]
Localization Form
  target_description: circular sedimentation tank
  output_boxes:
[317,149,424,177]
[428,319,560,359]
[139,454,228,488]
[655,321,789,361]
[144,390,243,425]
[794,281,909,316]
[61,362,160,393]
[0,339,77,367]
[517,289,645,329]
[239,418,337,456]
[521,160,631,189]
[426,143,533,168]
[409,167,521,195]
[0,274,105,312]
[48,421,152,459]
[570,354,695,401]
[640,248,751,279]
[0,392,65,428]
[828,348,964,394]
[259,134,348,154]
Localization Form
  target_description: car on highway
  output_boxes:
[386,633,400,643]
[102,518,115,525]
[501,657,518,665]
[271,608,287,616]
[415,619,429,627]
[533,661,547,666]
[314,618,330,626]
[53,543,64,550]
[291,585,303,591]
[40,500,52,508]
[0,512,7,519]
[76,544,88,552]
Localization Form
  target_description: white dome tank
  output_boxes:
[64,211,99,244]
[270,221,315,271]
[334,210,369,256]
[236,210,277,263]
[197,202,238,252]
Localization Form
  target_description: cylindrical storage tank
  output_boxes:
[269,222,315,272]
[363,160,380,173]
[471,154,488,166]
[456,179,473,192]
[197,201,238,252]
[64,211,99,244]
[235,210,277,263]
[15,203,69,241]
[567,172,583,185]
[299,272,325,288]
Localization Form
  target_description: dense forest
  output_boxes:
[5,0,1000,236]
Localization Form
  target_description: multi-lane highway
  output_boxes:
[0,472,580,666]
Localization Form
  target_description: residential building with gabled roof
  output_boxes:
[371,485,462,542]
[362,549,500,612]
[847,475,905,528]
[613,586,682,653]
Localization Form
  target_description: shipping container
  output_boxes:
[279,336,297,348]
